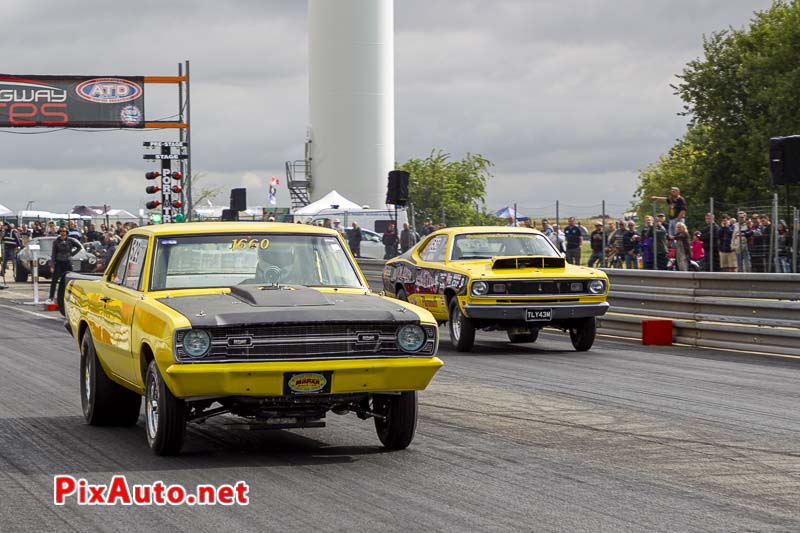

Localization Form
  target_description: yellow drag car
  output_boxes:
[383,226,609,352]
[61,222,442,455]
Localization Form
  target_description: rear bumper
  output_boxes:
[463,302,609,322]
[162,356,444,399]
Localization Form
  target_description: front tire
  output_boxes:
[145,360,187,456]
[569,317,596,351]
[448,298,475,352]
[373,392,418,450]
[507,328,539,343]
[80,331,141,426]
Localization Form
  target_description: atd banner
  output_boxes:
[0,75,145,128]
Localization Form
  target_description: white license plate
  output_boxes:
[525,308,552,321]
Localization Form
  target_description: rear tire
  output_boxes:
[80,331,141,426]
[448,298,475,352]
[145,360,187,456]
[374,392,418,450]
[569,317,596,351]
[507,328,539,343]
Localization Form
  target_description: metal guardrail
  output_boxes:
[356,259,800,357]
[600,269,800,356]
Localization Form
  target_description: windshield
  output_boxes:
[150,233,363,291]
[451,233,559,260]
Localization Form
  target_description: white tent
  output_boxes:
[293,190,364,216]
[0,204,13,217]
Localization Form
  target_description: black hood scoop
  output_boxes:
[228,284,333,307]
[157,285,417,328]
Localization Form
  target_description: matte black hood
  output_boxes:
[157,285,418,328]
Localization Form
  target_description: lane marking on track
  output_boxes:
[0,303,61,321]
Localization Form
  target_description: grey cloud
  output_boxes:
[0,0,774,216]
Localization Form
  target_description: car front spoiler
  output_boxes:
[463,302,609,321]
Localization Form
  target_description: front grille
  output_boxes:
[175,323,437,362]
[485,279,588,296]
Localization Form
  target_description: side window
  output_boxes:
[123,238,148,290]
[110,242,131,285]
[420,235,448,262]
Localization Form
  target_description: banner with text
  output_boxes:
[0,75,145,128]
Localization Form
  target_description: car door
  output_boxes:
[100,237,148,384]
[411,234,449,319]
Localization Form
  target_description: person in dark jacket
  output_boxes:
[49,226,75,302]
[621,221,640,269]
[776,221,793,273]
[717,215,736,272]
[348,222,363,258]
[1,222,22,279]
[382,224,399,259]
[698,212,720,272]
[588,223,604,268]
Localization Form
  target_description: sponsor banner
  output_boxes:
[0,75,145,128]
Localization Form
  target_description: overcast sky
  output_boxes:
[0,0,773,218]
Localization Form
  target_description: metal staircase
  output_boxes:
[286,137,312,209]
[286,159,311,209]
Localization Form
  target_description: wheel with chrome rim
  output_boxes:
[448,298,475,352]
[145,360,187,456]
[79,331,140,426]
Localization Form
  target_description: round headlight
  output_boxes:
[471,281,489,296]
[183,329,211,358]
[588,279,606,294]
[397,324,426,352]
[38,258,47,266]
[88,256,96,264]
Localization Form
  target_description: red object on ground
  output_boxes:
[642,319,672,345]
[46,302,58,312]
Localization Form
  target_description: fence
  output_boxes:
[355,259,800,357]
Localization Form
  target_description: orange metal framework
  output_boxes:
[143,76,188,129]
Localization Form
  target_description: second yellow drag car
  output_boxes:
[383,226,609,352]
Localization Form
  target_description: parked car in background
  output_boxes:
[15,236,97,282]
[345,227,385,259]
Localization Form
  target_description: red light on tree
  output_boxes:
[146,185,161,194]
[172,185,182,193]
[146,200,161,209]
[172,171,182,180]
[173,200,183,208]
[145,171,161,180]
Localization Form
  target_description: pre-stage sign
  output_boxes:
[0,75,145,128]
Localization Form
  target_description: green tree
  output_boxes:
[397,150,503,227]
[635,0,800,225]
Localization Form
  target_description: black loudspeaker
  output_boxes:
[221,209,238,221]
[770,136,800,185]
[230,188,247,211]
[386,170,410,206]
